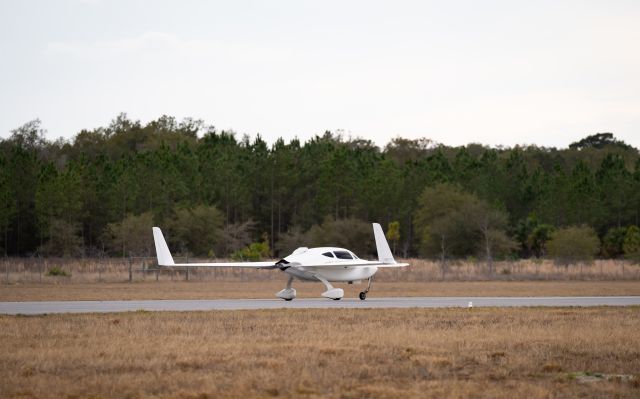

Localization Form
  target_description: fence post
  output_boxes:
[4,259,8,284]
[186,256,189,281]
[128,257,132,282]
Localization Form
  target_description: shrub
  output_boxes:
[103,212,154,257]
[547,225,600,265]
[166,205,223,256]
[602,227,627,258]
[232,234,271,261]
[38,219,83,257]
[623,225,640,263]
[527,224,555,258]
[46,266,69,277]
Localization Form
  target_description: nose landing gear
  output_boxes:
[359,276,373,300]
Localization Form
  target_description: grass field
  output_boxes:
[3,258,639,285]
[2,280,640,301]
[1,307,639,398]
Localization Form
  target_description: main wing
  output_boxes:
[301,261,410,268]
[152,227,277,268]
[363,262,410,268]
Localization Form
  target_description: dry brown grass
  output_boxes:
[1,307,639,398]
[2,280,640,302]
[2,258,639,285]
[3,256,639,302]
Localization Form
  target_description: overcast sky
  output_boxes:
[1,0,639,148]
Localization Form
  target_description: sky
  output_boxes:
[0,0,639,148]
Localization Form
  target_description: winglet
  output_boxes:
[373,223,395,264]
[152,227,175,266]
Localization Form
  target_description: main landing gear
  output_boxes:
[276,275,373,301]
[359,277,373,301]
[275,276,297,301]
[315,274,344,300]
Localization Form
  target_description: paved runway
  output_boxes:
[1,296,639,315]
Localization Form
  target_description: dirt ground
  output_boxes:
[1,280,639,302]
[1,307,639,398]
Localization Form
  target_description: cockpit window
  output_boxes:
[322,252,335,258]
[334,251,353,259]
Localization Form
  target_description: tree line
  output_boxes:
[1,114,639,263]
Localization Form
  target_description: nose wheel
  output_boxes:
[359,277,373,300]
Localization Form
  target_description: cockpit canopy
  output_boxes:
[321,250,359,259]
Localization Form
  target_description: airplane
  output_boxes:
[152,223,409,300]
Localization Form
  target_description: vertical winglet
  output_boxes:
[152,227,175,266]
[373,223,395,264]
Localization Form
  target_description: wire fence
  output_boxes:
[1,257,639,284]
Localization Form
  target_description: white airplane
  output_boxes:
[152,223,409,300]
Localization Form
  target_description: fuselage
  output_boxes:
[281,246,379,282]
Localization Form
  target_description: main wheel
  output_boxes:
[284,298,293,301]
[332,297,341,301]
[359,292,367,300]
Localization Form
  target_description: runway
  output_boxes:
[1,296,639,315]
